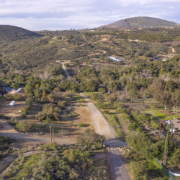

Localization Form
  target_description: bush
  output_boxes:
[103,110,109,114]
[128,123,138,131]
[64,63,69,67]
[58,101,67,108]
[38,103,62,121]
[13,93,23,101]
[76,129,104,148]
[78,123,87,127]
[21,111,27,118]
[116,106,126,113]
[130,161,148,180]
[15,121,32,132]
[26,97,33,106]
[45,117,52,123]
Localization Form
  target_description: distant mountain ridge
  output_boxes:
[103,16,178,29]
[0,25,42,42]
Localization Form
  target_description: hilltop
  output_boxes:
[0,25,43,42]
[102,16,178,29]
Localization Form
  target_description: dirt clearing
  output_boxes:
[0,101,25,118]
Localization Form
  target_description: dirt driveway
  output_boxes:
[84,99,130,180]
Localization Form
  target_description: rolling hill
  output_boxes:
[103,16,178,29]
[0,25,43,42]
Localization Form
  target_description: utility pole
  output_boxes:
[52,128,54,142]
[50,123,52,142]
[158,120,162,141]
[126,86,127,97]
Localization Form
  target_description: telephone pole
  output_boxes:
[50,123,52,142]
[52,128,55,142]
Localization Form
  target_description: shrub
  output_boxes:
[76,129,104,148]
[45,117,52,123]
[103,110,109,114]
[15,121,32,132]
[78,123,87,127]
[58,101,67,108]
[26,97,33,106]
[21,111,27,118]
[38,103,62,121]
[128,123,138,131]
[130,161,148,180]
[116,106,126,113]
[13,93,23,101]
[64,63,69,67]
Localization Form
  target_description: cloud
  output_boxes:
[0,0,179,30]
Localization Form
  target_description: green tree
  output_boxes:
[163,125,170,166]
[15,121,32,132]
[26,97,33,106]
[34,89,42,98]
[25,83,34,95]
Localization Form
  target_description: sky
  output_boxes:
[0,0,180,31]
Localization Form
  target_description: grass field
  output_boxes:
[146,110,180,121]
[83,92,95,96]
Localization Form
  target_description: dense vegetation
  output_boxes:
[104,16,177,28]
[0,25,42,42]
[1,131,108,180]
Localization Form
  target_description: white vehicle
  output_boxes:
[10,101,15,106]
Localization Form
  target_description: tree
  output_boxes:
[38,103,62,122]
[130,161,147,180]
[15,121,32,132]
[163,124,170,166]
[25,83,34,95]
[34,89,42,99]
[26,97,33,106]
[73,60,79,66]
[42,90,46,99]
[76,129,104,148]
[47,93,56,103]
[171,148,180,165]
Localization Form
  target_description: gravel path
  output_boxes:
[87,103,130,180]
[87,103,116,139]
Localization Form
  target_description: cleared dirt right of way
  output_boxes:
[87,102,130,180]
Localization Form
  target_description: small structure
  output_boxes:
[162,58,168,61]
[10,101,15,106]
[9,88,25,96]
[108,56,122,62]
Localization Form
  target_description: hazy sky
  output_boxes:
[0,0,179,31]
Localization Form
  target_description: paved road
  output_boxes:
[87,102,130,180]
[62,63,71,79]
[0,120,76,145]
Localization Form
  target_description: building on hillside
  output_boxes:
[9,88,25,96]
[107,56,122,62]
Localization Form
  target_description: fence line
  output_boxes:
[154,158,175,180]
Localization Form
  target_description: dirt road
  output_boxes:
[62,63,71,79]
[0,120,76,145]
[87,102,130,180]
[87,103,116,139]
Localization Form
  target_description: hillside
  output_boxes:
[0,25,42,42]
[103,16,177,28]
